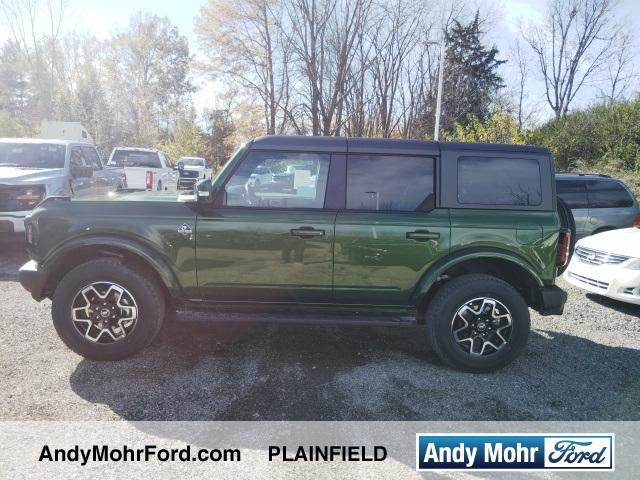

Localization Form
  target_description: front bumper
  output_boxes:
[537,285,567,315]
[177,178,198,190]
[18,260,48,301]
[564,257,640,305]
[0,211,29,234]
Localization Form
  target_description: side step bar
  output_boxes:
[175,309,417,327]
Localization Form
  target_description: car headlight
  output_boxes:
[16,186,45,207]
[626,259,640,270]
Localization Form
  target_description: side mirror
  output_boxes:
[70,165,93,178]
[177,191,197,203]
[177,161,185,171]
[196,179,213,203]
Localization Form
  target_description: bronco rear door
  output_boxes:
[332,140,450,306]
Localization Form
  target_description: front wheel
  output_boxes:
[425,274,530,372]
[52,258,165,360]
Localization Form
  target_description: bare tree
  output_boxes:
[369,0,421,137]
[196,0,293,135]
[524,0,620,119]
[286,0,372,135]
[0,0,68,117]
[599,31,635,102]
[342,24,374,137]
[510,39,529,131]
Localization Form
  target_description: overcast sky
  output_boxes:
[3,0,640,125]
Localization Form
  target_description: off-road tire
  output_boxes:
[425,274,530,373]
[52,258,165,360]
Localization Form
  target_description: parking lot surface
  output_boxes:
[1,237,638,421]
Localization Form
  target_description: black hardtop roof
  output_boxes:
[250,135,550,155]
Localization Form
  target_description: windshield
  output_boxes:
[108,150,161,168]
[212,144,247,188]
[0,143,66,169]
[180,158,205,167]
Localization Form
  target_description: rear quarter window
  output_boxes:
[587,180,634,208]
[457,156,542,206]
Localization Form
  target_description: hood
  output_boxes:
[183,165,204,171]
[0,166,66,184]
[577,227,640,258]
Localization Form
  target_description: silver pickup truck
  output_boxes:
[0,138,126,234]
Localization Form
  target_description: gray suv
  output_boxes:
[556,173,639,239]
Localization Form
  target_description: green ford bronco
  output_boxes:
[19,136,571,372]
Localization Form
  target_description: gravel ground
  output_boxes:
[1,237,638,421]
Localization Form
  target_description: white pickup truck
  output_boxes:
[107,147,177,191]
[176,157,212,190]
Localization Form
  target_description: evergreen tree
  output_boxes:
[421,11,506,136]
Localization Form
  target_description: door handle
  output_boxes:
[291,227,325,238]
[406,230,440,241]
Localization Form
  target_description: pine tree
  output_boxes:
[421,11,506,136]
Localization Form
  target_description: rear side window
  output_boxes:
[458,156,542,206]
[588,180,634,208]
[346,155,435,212]
[557,180,588,209]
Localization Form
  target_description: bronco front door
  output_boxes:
[196,150,336,303]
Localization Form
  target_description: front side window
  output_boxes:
[458,156,542,206]
[70,147,86,167]
[346,155,435,211]
[224,151,330,209]
[161,153,173,168]
[588,180,634,208]
[82,147,102,169]
[557,179,588,209]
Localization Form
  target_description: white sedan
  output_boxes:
[564,227,640,305]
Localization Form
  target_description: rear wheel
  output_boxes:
[52,258,165,360]
[425,274,530,372]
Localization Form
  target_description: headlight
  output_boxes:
[626,259,640,270]
[16,186,45,207]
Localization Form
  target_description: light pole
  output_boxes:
[433,39,445,141]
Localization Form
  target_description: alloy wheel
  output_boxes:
[451,297,513,356]
[70,282,138,343]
